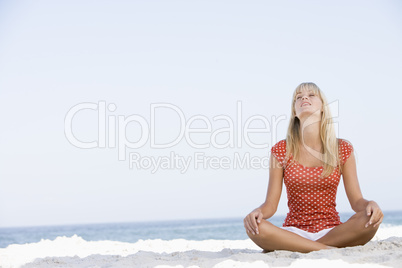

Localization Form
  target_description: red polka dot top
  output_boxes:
[271,139,353,233]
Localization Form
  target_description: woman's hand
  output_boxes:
[365,201,383,228]
[244,209,264,235]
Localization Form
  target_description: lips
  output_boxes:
[301,102,311,107]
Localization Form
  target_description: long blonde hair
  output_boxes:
[286,82,339,177]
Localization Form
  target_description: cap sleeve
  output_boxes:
[271,140,287,167]
[339,139,354,165]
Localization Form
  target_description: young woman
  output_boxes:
[244,82,383,253]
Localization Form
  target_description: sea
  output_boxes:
[1,210,401,249]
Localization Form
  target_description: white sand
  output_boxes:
[0,226,401,268]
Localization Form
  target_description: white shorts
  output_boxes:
[280,226,334,241]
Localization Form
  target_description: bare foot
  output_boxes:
[262,249,273,253]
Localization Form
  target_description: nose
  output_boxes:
[302,95,309,100]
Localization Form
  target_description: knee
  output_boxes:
[349,211,380,232]
[345,211,380,246]
[350,211,369,226]
[247,220,274,240]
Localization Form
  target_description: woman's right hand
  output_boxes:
[243,209,264,235]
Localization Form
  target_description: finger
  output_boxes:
[243,218,250,231]
[365,211,377,228]
[254,213,263,234]
[367,207,381,227]
[245,216,256,235]
[257,213,263,224]
[373,220,382,228]
[372,211,383,228]
[374,214,384,228]
[369,212,376,226]
[249,220,257,235]
[366,205,372,217]
[365,205,374,227]
[250,214,258,231]
[244,220,252,234]
[243,218,248,231]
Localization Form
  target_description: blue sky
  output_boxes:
[0,0,401,227]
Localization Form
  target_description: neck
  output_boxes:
[299,119,322,150]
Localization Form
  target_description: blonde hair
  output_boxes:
[286,82,339,177]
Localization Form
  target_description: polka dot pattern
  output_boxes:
[271,139,353,233]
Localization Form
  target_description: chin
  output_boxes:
[297,110,321,120]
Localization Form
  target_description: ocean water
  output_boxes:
[0,211,401,249]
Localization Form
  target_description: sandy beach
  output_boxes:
[0,226,401,268]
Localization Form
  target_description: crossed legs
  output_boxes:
[247,211,380,253]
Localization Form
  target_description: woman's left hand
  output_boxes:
[365,201,383,228]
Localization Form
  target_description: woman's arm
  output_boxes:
[260,154,284,218]
[243,154,284,235]
[342,151,383,228]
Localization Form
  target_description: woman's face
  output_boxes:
[294,89,323,119]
